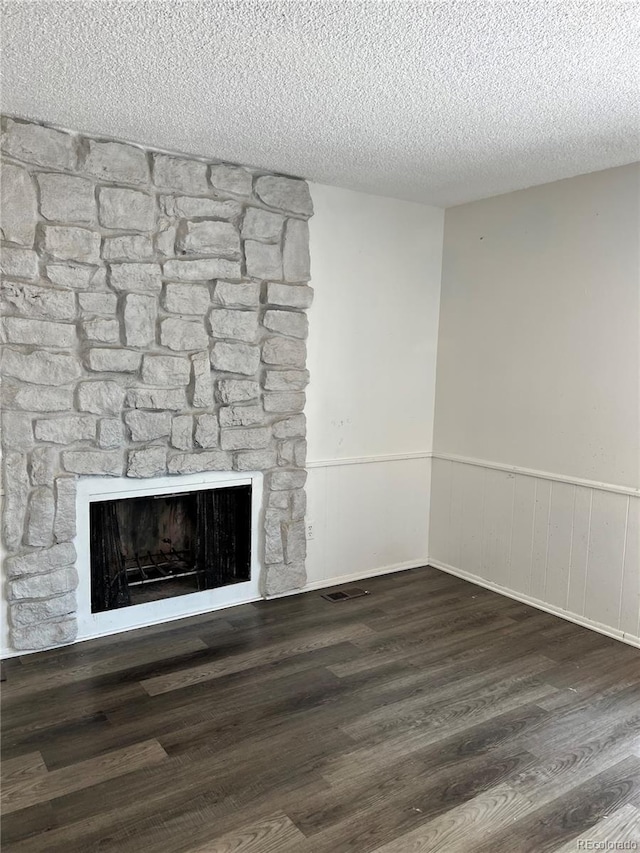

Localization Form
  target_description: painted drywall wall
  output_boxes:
[305,183,444,587]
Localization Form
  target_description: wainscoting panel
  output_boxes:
[429,455,640,646]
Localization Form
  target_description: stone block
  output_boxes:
[272,415,306,439]
[219,405,264,427]
[263,369,310,391]
[35,415,96,443]
[11,592,76,627]
[62,450,122,476]
[86,348,142,373]
[142,354,190,386]
[97,418,123,449]
[98,187,155,231]
[216,379,260,404]
[126,388,186,410]
[220,427,271,451]
[1,412,34,449]
[110,263,162,294]
[11,617,77,651]
[2,317,76,348]
[171,415,193,450]
[53,477,77,542]
[211,342,260,376]
[25,486,55,547]
[244,240,282,280]
[209,308,258,343]
[43,226,100,263]
[1,163,36,244]
[209,163,252,196]
[268,490,291,510]
[78,381,125,415]
[8,566,79,601]
[178,221,240,258]
[160,318,208,351]
[2,383,73,413]
[270,469,307,490]
[266,282,314,309]
[164,196,242,219]
[264,562,306,596]
[46,263,97,289]
[263,309,308,340]
[264,509,284,564]
[5,542,76,578]
[30,447,56,487]
[127,447,167,478]
[277,440,295,466]
[37,173,96,224]
[83,139,149,184]
[3,452,29,551]
[212,280,260,308]
[234,450,278,471]
[194,414,219,448]
[294,440,307,468]
[153,154,208,194]
[283,520,306,564]
[82,317,120,343]
[163,258,241,281]
[262,337,306,368]
[191,351,214,407]
[254,176,313,216]
[167,451,232,474]
[2,281,76,321]
[163,282,210,315]
[156,224,177,256]
[102,234,154,261]
[241,208,284,242]
[124,410,171,442]
[79,292,118,315]
[2,119,76,170]
[264,391,305,413]
[1,247,38,279]
[283,219,310,281]
[291,488,307,519]
[124,293,157,347]
[2,348,81,385]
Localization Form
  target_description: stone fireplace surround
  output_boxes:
[0,117,312,652]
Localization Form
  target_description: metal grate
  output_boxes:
[321,587,369,602]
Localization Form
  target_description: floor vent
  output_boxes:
[321,587,369,602]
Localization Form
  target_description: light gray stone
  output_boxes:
[273,415,306,439]
[102,234,154,261]
[46,263,97,289]
[1,163,36,244]
[2,348,81,385]
[11,593,76,627]
[5,542,76,577]
[171,415,193,450]
[1,247,38,279]
[82,317,120,343]
[62,450,122,476]
[2,317,76,348]
[164,196,242,219]
[126,388,186,410]
[110,263,162,293]
[262,337,306,367]
[2,119,76,170]
[283,219,311,281]
[264,509,284,564]
[167,451,232,474]
[234,450,278,471]
[79,292,118,315]
[54,477,77,542]
[283,520,306,563]
[278,440,295,466]
[194,414,219,448]
[43,226,100,263]
[11,617,77,651]
[86,348,142,373]
[264,391,305,413]
[37,173,96,224]
[263,369,310,391]
[78,381,125,415]
[191,351,214,407]
[244,240,282,280]
[241,208,284,242]
[35,415,96,443]
[211,342,260,376]
[254,176,313,216]
[8,566,78,600]
[294,440,307,468]
[268,491,290,510]
[220,427,271,450]
[1,412,34,449]
[263,309,308,340]
[160,318,208,351]
[98,187,155,231]
[291,488,307,519]
[3,452,29,551]
[178,221,240,258]
[266,282,314,309]
[163,258,241,281]
[25,486,55,546]
[84,139,149,184]
[124,293,157,347]
[124,410,171,442]
[209,163,252,196]
[209,308,258,343]
[127,447,167,478]
[264,562,306,596]
[30,447,56,487]
[91,267,107,289]
[153,154,208,194]
[270,469,307,490]
[97,418,123,449]
[216,379,260,404]
[212,280,260,308]
[163,282,210,315]
[156,224,177,256]
[219,405,264,427]
[142,354,190,386]
[2,281,76,321]
[3,383,73,412]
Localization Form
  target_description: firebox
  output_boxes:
[89,484,252,612]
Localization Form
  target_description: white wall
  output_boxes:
[305,183,444,588]
[430,165,640,645]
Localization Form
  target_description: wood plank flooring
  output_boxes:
[2,566,639,852]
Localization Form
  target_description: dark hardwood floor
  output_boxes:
[2,566,640,852]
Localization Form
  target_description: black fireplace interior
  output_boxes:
[90,485,252,613]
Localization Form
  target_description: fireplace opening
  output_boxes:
[90,484,252,612]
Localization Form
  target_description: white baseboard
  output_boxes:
[428,558,640,650]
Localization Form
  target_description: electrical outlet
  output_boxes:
[306,521,315,540]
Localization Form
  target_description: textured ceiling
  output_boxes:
[1,1,638,206]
